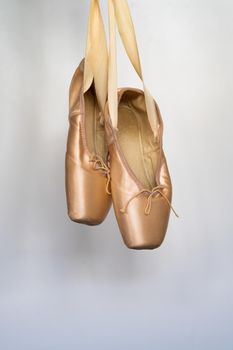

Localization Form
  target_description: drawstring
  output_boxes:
[120,185,179,217]
[89,155,111,195]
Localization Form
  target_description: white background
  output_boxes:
[0,0,233,349]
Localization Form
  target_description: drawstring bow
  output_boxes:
[120,185,179,217]
[89,155,111,195]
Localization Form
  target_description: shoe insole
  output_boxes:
[84,84,107,160]
[117,93,159,190]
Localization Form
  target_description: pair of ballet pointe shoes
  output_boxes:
[65,0,178,250]
[65,60,178,250]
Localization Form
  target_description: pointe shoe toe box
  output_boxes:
[114,191,172,249]
[66,154,111,225]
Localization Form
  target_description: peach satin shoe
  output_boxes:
[105,88,178,249]
[65,0,111,225]
[106,0,178,249]
[65,0,177,247]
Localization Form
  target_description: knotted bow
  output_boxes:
[89,155,111,195]
[120,185,179,217]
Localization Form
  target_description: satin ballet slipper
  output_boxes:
[105,0,178,249]
[105,88,178,248]
[65,0,111,225]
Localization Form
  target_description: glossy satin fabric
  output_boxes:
[65,60,111,225]
[105,88,173,249]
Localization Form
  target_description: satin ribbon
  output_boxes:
[107,0,159,138]
[83,0,108,114]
